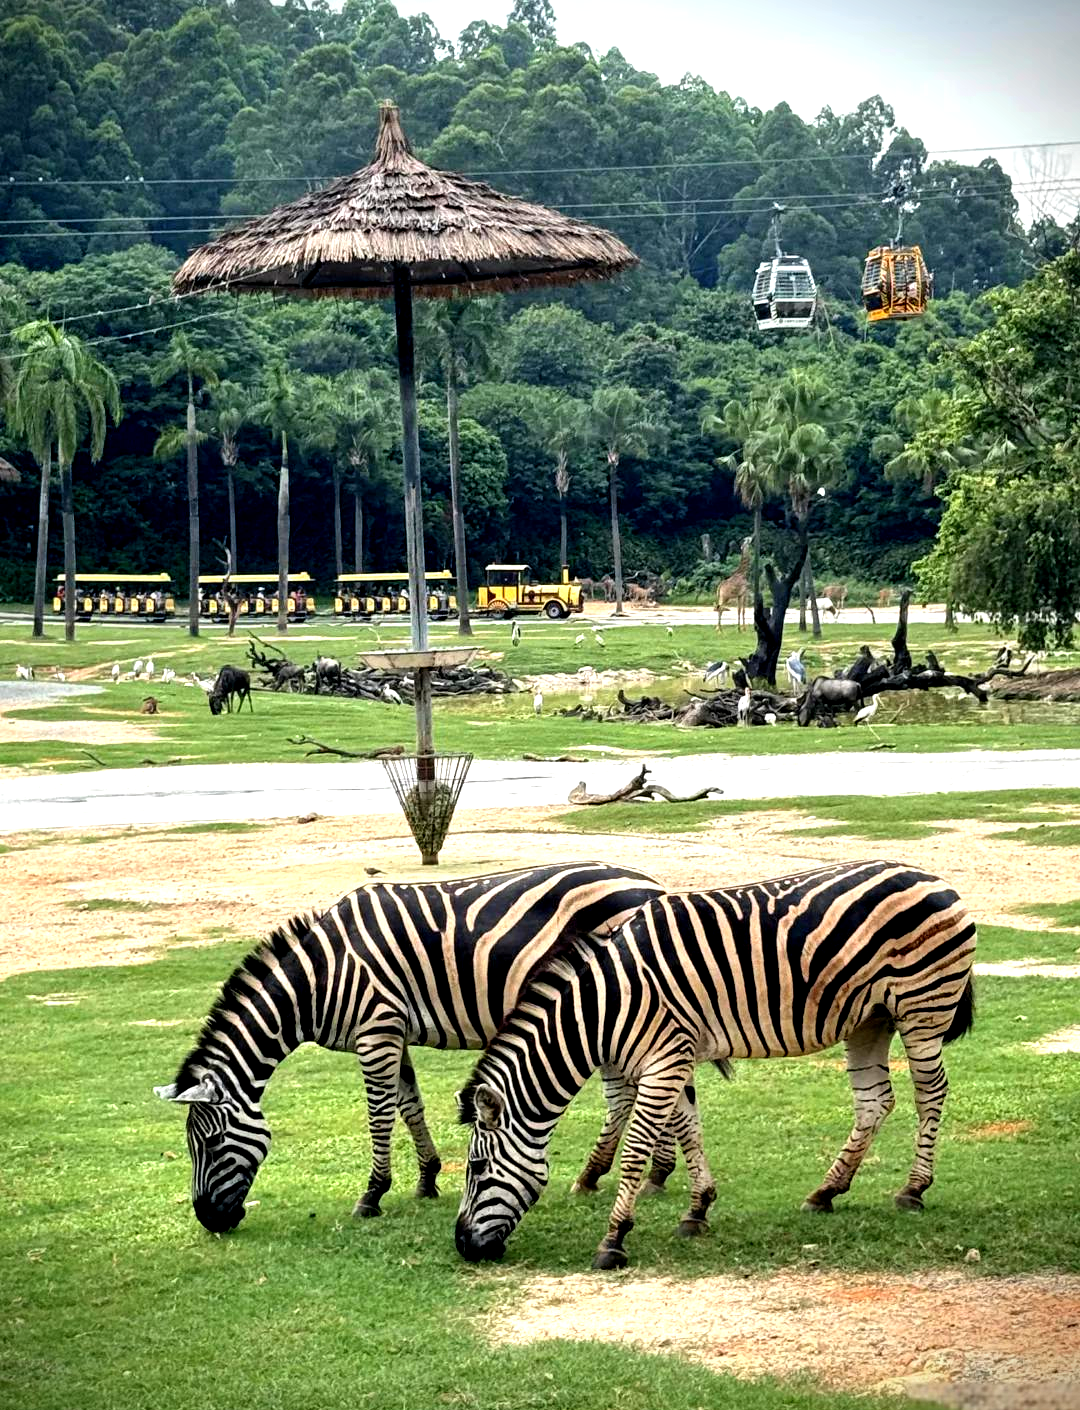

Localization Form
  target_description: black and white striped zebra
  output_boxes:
[456,860,976,1269]
[154,861,664,1233]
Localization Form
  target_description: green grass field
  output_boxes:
[2,619,1079,774]
[2,912,1077,1410]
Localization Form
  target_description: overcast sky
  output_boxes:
[404,1,1080,222]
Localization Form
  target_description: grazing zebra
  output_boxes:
[456,860,976,1270]
[154,862,664,1234]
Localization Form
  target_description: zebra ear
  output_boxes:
[154,1075,223,1105]
[474,1084,505,1131]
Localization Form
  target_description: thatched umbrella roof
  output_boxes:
[0,456,19,484]
[172,102,637,299]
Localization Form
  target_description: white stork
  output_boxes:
[736,686,752,726]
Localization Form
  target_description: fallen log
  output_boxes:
[568,764,722,806]
[286,736,405,759]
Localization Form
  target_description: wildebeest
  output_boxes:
[797,674,863,727]
[313,656,341,694]
[208,665,253,716]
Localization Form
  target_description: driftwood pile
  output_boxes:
[556,686,794,729]
[246,637,516,702]
[568,764,722,805]
[993,668,1080,703]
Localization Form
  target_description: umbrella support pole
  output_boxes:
[393,263,429,655]
[414,665,437,864]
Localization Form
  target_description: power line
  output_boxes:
[0,277,244,346]
[3,139,1079,188]
[5,308,228,362]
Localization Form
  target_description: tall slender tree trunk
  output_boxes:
[446,368,472,636]
[559,492,568,569]
[332,465,343,578]
[609,451,624,616]
[32,444,51,639]
[59,459,76,644]
[353,481,363,572]
[750,503,762,606]
[276,431,290,635]
[227,467,238,575]
[186,374,199,638]
[805,544,822,638]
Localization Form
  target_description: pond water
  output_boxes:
[442,673,1080,728]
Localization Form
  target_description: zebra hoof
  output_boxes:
[353,1196,384,1218]
[571,1179,599,1196]
[415,1182,440,1200]
[801,1196,834,1215]
[895,1191,925,1212]
[592,1246,629,1271]
[676,1218,709,1238]
[640,1179,669,1199]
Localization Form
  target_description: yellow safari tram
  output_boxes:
[198,573,316,622]
[477,565,583,619]
[333,571,456,619]
[53,573,175,621]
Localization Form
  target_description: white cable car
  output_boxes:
[751,205,817,332]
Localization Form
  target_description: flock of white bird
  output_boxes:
[512,618,608,717]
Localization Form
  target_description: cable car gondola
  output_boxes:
[861,186,933,322]
[751,205,818,332]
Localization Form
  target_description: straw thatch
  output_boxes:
[173,103,637,300]
[0,456,19,484]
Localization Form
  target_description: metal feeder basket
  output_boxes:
[381,751,474,865]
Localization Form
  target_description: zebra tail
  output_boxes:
[943,975,975,1045]
[714,1059,735,1081]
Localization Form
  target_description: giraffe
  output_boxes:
[715,536,752,630]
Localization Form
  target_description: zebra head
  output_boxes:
[454,1081,550,1263]
[154,1070,270,1233]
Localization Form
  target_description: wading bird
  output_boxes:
[575,633,585,646]
[703,660,729,688]
[53,668,66,682]
[737,686,752,726]
[665,626,673,637]
[161,667,176,685]
[511,622,521,647]
[110,663,120,682]
[593,631,605,648]
[145,657,155,679]
[854,694,881,727]
[786,648,807,694]
[15,664,33,681]
[533,691,543,717]
[764,711,778,725]
[381,683,403,706]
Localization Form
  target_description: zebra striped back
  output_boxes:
[456,860,976,1265]
[156,861,663,1232]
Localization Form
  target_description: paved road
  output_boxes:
[2,748,1078,835]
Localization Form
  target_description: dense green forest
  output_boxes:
[0,0,1077,613]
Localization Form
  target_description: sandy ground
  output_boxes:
[488,1270,1080,1409]
[3,806,1080,980]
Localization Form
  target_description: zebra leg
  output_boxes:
[353,1027,405,1218]
[572,1070,636,1194]
[593,1052,694,1271]
[802,1018,896,1214]
[669,1084,717,1236]
[396,1055,442,1199]
[642,1119,679,1196]
[894,1030,949,1211]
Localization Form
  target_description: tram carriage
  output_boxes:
[477,564,582,619]
[751,205,818,332]
[197,572,316,622]
[52,572,175,621]
[333,570,456,619]
[861,243,933,321]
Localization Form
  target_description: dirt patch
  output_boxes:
[975,960,1080,979]
[958,1121,1034,1141]
[488,1269,1080,1408]
[1029,1025,1080,1055]
[0,716,162,746]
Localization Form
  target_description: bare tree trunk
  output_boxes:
[747,521,810,686]
[332,464,343,578]
[353,482,363,572]
[32,444,51,639]
[750,503,762,605]
[798,559,808,632]
[276,431,289,635]
[227,467,238,576]
[559,491,568,568]
[59,458,76,644]
[446,369,472,636]
[186,375,199,638]
[609,451,624,616]
[806,546,822,638]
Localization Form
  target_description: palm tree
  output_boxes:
[208,382,249,576]
[304,376,350,579]
[420,299,501,636]
[705,395,776,607]
[152,333,221,637]
[587,386,664,616]
[255,362,300,634]
[340,371,394,574]
[533,395,586,570]
[10,321,120,642]
[873,390,970,495]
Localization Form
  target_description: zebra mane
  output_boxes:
[173,913,315,1089]
[457,931,601,1125]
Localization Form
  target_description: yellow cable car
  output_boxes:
[52,572,175,621]
[477,565,583,619]
[197,573,316,622]
[861,244,932,321]
[333,570,456,619]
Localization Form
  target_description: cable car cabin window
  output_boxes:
[752,256,817,331]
